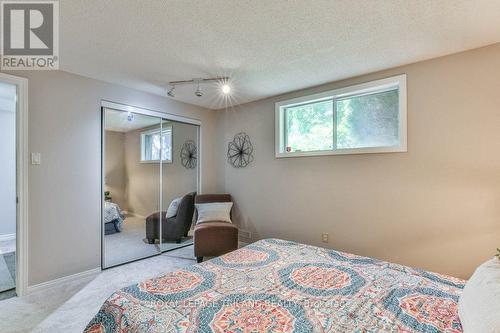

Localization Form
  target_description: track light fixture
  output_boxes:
[166,77,231,98]
[194,80,203,97]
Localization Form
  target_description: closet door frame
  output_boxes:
[100,100,202,269]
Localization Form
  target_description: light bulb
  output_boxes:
[221,84,231,94]
[195,81,203,97]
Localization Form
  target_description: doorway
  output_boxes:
[101,102,200,268]
[0,81,16,297]
[0,73,28,299]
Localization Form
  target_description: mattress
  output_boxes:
[84,238,464,332]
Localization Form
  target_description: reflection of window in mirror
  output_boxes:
[140,126,172,163]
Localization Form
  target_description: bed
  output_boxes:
[84,238,464,332]
[103,202,124,235]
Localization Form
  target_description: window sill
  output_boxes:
[275,146,407,158]
[140,160,173,164]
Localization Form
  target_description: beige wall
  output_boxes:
[122,128,158,217]
[160,122,199,211]
[104,131,127,210]
[216,43,500,279]
[123,121,198,217]
[7,43,500,286]
[9,70,217,286]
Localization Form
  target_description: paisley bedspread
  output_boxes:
[103,202,124,232]
[84,238,465,333]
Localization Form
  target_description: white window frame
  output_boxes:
[275,74,407,158]
[140,126,173,163]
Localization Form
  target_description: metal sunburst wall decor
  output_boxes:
[227,132,254,168]
[180,140,197,169]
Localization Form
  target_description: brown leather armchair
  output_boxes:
[194,194,238,263]
[145,192,196,244]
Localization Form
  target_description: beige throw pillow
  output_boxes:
[195,202,233,224]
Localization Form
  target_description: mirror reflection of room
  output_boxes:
[103,109,161,267]
[103,108,198,268]
[160,119,198,252]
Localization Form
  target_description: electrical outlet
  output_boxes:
[322,233,329,243]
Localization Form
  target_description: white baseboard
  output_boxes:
[27,267,101,295]
[0,233,15,241]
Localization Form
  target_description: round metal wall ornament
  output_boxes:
[180,140,197,169]
[227,132,254,168]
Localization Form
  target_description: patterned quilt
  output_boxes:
[103,202,124,232]
[84,239,465,333]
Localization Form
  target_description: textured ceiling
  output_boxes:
[104,108,162,132]
[60,0,500,109]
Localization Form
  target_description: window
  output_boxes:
[275,75,406,157]
[140,126,172,162]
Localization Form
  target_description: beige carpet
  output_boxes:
[104,216,193,267]
[0,246,197,333]
[0,239,244,333]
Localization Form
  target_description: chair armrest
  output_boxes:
[194,222,238,257]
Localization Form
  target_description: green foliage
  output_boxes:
[286,100,333,152]
[285,90,399,152]
[496,248,500,260]
[336,90,399,149]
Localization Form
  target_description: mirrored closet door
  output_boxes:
[102,105,199,268]
[160,119,198,252]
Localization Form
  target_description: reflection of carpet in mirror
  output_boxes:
[104,216,192,267]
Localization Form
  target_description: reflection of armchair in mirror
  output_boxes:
[145,192,196,244]
[102,104,200,268]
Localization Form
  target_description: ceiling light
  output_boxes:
[167,85,175,97]
[166,77,229,98]
[221,84,231,95]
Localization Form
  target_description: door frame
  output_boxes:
[0,72,29,296]
[100,100,202,269]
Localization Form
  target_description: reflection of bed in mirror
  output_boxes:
[103,201,124,235]
[102,105,199,268]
